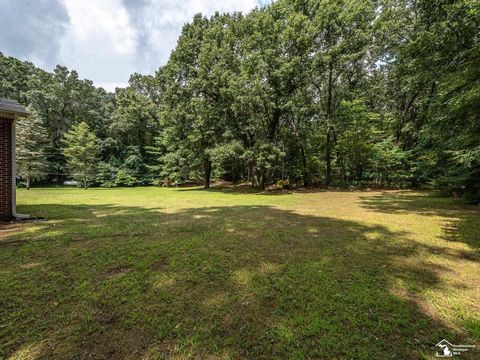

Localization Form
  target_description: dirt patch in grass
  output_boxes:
[101,265,131,280]
[151,258,170,271]
[0,239,28,247]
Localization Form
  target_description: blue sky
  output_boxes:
[0,0,271,92]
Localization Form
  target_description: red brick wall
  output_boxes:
[0,117,13,221]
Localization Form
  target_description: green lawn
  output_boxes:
[1,187,479,359]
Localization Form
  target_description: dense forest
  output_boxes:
[1,0,479,201]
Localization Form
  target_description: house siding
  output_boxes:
[0,117,13,221]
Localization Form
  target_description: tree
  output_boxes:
[160,13,228,188]
[109,87,158,180]
[335,100,379,184]
[231,3,311,188]
[16,110,49,189]
[307,0,377,186]
[1,0,479,200]
[378,0,480,200]
[63,122,100,189]
[0,52,37,104]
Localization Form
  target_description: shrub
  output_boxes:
[114,169,137,187]
[275,179,290,190]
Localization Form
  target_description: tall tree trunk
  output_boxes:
[203,159,211,189]
[325,61,334,187]
[259,172,266,191]
[332,129,346,185]
[84,176,87,190]
[300,145,309,187]
[290,113,309,187]
[269,107,281,141]
[250,163,255,188]
[356,165,363,182]
[325,129,332,186]
[26,176,31,190]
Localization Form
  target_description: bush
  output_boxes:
[275,179,290,190]
[97,162,117,188]
[114,169,137,187]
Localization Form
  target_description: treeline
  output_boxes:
[2,0,479,200]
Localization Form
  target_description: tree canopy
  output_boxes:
[4,0,479,201]
[62,122,100,189]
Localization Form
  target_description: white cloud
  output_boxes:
[123,0,261,72]
[0,0,69,70]
[62,0,136,55]
[58,0,138,87]
[2,0,271,90]
[95,82,130,92]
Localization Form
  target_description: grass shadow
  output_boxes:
[359,191,480,253]
[0,202,478,358]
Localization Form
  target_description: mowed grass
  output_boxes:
[1,187,479,359]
